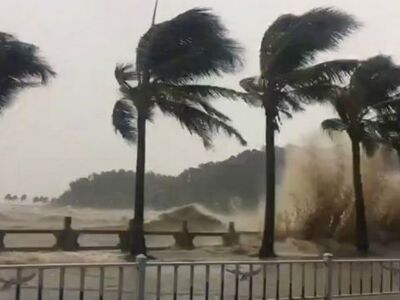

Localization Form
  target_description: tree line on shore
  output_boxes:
[3,3,400,258]
[52,148,285,211]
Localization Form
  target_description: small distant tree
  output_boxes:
[20,194,27,201]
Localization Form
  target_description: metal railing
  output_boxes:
[0,254,400,299]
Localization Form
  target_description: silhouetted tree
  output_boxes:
[240,8,359,257]
[112,8,249,255]
[322,56,400,252]
[53,148,286,211]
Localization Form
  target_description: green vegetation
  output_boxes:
[53,147,285,211]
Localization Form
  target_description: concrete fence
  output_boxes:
[0,216,257,252]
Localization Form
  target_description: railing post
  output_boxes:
[174,221,194,249]
[118,219,133,252]
[0,231,5,251]
[55,216,79,251]
[136,254,147,300]
[223,222,239,247]
[324,253,333,300]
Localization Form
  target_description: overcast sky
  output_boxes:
[1,0,399,197]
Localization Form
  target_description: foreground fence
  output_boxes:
[1,254,400,299]
[0,217,257,252]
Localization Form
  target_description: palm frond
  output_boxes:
[0,40,55,84]
[283,59,360,86]
[350,55,400,106]
[149,83,261,121]
[289,83,341,104]
[155,98,246,148]
[277,90,304,113]
[115,63,138,85]
[159,84,258,105]
[0,35,56,109]
[239,76,264,95]
[260,7,359,77]
[0,78,36,109]
[361,136,379,157]
[117,85,146,109]
[137,8,243,83]
[321,118,348,136]
[112,100,137,143]
[156,86,231,121]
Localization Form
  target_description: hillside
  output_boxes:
[53,147,285,212]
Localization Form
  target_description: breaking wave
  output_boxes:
[276,134,400,245]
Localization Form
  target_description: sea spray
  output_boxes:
[277,132,400,243]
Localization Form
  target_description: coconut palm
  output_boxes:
[0,32,55,110]
[240,8,359,257]
[113,8,251,255]
[322,55,400,252]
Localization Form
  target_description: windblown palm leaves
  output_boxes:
[322,56,400,154]
[242,7,360,127]
[375,103,400,160]
[261,8,359,76]
[240,7,360,257]
[136,8,242,83]
[0,32,55,110]
[113,9,249,148]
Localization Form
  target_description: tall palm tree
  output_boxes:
[240,8,359,257]
[0,32,55,110]
[113,8,251,256]
[322,55,400,252]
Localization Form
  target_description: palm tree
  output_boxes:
[240,8,359,257]
[322,55,400,252]
[113,8,251,255]
[0,32,55,110]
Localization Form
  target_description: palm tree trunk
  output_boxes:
[259,106,276,258]
[130,109,147,256]
[395,147,400,168]
[351,138,369,253]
